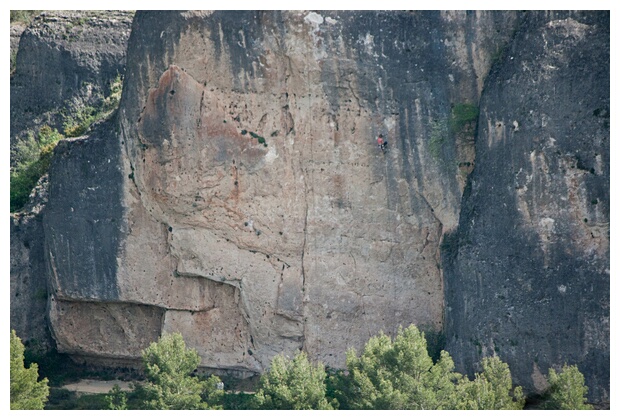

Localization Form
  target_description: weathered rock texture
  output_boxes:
[10,21,27,72]
[10,10,133,147]
[10,10,132,354]
[10,10,609,403]
[443,11,610,402]
[45,10,519,373]
[10,177,54,354]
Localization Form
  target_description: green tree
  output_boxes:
[10,330,49,410]
[105,384,127,410]
[255,351,334,410]
[134,332,222,410]
[455,356,525,410]
[543,364,591,410]
[337,325,461,409]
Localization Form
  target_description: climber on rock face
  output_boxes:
[377,134,388,152]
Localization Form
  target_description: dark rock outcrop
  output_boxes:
[443,11,610,402]
[10,11,133,146]
[44,118,125,302]
[10,178,54,354]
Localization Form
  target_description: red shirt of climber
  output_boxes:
[377,134,384,147]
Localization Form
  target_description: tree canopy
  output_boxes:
[334,325,525,410]
[336,325,461,409]
[133,332,222,410]
[10,330,49,410]
[543,364,591,410]
[455,356,525,409]
[255,351,334,410]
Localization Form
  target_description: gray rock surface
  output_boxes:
[443,11,610,402]
[10,11,133,146]
[10,177,54,354]
[104,10,516,371]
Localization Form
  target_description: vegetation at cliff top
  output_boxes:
[10,330,50,410]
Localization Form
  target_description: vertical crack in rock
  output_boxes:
[299,146,311,352]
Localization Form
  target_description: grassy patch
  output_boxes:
[10,10,41,24]
[450,103,479,134]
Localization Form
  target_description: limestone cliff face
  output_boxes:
[13,10,609,402]
[46,10,517,372]
[443,11,610,402]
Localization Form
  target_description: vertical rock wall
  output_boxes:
[443,11,610,401]
[44,10,518,372]
[10,183,53,354]
[16,10,608,402]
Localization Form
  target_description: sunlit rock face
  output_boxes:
[34,10,608,403]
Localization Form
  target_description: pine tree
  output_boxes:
[134,332,222,410]
[543,364,591,410]
[10,330,49,410]
[338,325,461,409]
[255,351,334,409]
[455,356,525,410]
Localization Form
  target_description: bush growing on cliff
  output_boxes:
[10,75,124,212]
[255,351,335,410]
[542,364,591,410]
[10,126,63,212]
[63,74,123,137]
[449,103,479,134]
[10,330,49,409]
[131,332,223,410]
